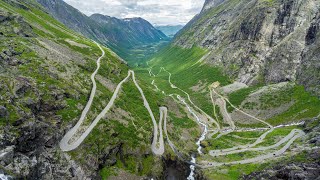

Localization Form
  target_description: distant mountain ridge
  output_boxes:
[90,14,166,45]
[36,0,168,61]
[155,25,184,37]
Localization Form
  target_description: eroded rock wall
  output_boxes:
[174,0,320,96]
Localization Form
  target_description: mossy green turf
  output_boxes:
[204,126,299,152]
[256,126,300,147]
[169,113,198,129]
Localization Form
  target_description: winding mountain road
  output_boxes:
[210,129,304,156]
[211,88,273,128]
[161,67,220,130]
[60,43,165,155]
[215,98,235,130]
[148,66,305,169]
[60,43,306,173]
[203,129,305,168]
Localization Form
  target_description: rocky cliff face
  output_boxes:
[174,0,320,96]
[36,0,101,40]
[298,12,320,97]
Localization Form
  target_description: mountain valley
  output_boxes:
[0,0,319,180]
[36,0,169,65]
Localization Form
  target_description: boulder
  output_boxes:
[309,135,320,146]
[0,146,14,165]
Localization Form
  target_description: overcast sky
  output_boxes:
[63,0,205,26]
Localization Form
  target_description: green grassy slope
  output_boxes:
[0,0,171,178]
[135,46,231,117]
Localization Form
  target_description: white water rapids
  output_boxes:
[0,174,11,180]
[177,95,208,180]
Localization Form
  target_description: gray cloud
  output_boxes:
[63,0,205,25]
[118,0,138,9]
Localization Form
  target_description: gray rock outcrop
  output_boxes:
[174,0,320,96]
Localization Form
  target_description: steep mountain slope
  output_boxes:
[0,0,125,178]
[298,12,320,97]
[174,0,319,96]
[36,0,168,63]
[155,25,184,37]
[0,0,183,179]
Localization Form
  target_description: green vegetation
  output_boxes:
[207,137,234,150]
[259,85,293,109]
[149,46,230,87]
[204,162,270,180]
[140,155,154,175]
[124,41,170,67]
[267,85,320,125]
[214,151,262,162]
[100,167,117,180]
[227,85,261,111]
[169,113,197,129]
[257,126,299,147]
[136,45,231,118]
[226,83,320,126]
[206,131,264,151]
[204,144,314,180]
